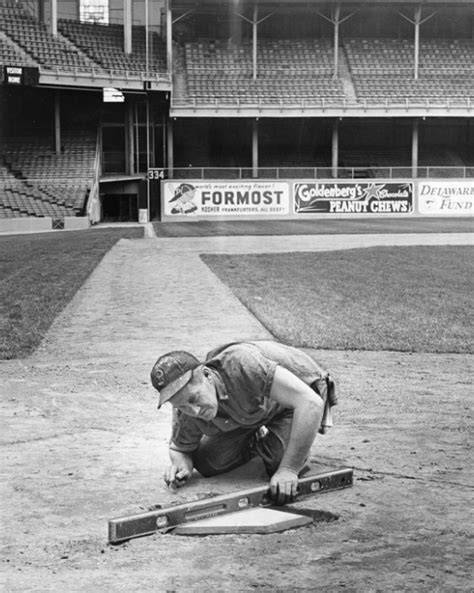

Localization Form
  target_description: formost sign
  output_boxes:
[163,181,290,217]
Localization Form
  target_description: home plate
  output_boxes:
[173,507,312,535]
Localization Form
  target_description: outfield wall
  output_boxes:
[0,217,90,234]
[160,179,474,221]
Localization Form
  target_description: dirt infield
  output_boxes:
[1,231,473,591]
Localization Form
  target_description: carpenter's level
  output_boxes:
[108,467,353,544]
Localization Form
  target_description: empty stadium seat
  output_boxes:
[0,34,38,67]
[344,38,474,102]
[0,129,96,219]
[180,38,344,104]
[0,3,101,72]
[58,20,167,75]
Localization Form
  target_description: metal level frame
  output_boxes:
[108,467,353,544]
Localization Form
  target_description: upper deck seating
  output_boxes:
[185,38,334,76]
[182,39,344,103]
[186,75,344,102]
[345,39,473,75]
[352,76,473,102]
[0,34,38,67]
[419,40,473,74]
[345,39,474,102]
[58,20,167,74]
[0,3,100,71]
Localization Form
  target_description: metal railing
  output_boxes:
[166,166,474,180]
[171,96,473,111]
[40,65,171,83]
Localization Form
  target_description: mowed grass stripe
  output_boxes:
[201,246,474,354]
[0,228,143,359]
[154,218,474,237]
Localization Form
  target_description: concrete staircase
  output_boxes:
[338,47,358,104]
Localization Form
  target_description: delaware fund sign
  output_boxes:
[418,181,474,216]
[163,181,290,217]
[294,182,413,214]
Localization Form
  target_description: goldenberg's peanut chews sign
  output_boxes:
[294,182,413,214]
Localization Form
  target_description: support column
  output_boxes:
[333,4,340,80]
[252,5,258,80]
[0,85,6,135]
[252,119,259,177]
[162,114,167,168]
[396,7,436,80]
[414,5,421,80]
[233,8,274,81]
[54,90,61,155]
[145,0,149,76]
[332,119,339,178]
[38,0,44,23]
[146,95,151,221]
[167,119,174,178]
[51,0,57,35]
[412,119,419,178]
[166,0,173,73]
[124,0,132,54]
[315,4,358,79]
[125,101,133,175]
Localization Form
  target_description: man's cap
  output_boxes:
[151,350,200,408]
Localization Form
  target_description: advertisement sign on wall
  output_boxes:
[418,181,474,216]
[294,182,413,215]
[162,181,290,217]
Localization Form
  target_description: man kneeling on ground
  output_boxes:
[150,340,337,504]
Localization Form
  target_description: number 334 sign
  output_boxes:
[148,169,166,180]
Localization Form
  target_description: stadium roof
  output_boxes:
[171,1,474,7]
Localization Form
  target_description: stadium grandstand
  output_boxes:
[0,0,472,227]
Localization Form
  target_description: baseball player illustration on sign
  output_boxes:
[168,183,198,215]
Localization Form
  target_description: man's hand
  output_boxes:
[270,467,299,505]
[164,450,194,489]
[268,366,323,499]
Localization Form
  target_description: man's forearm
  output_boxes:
[165,449,194,488]
[169,448,193,465]
[277,400,322,473]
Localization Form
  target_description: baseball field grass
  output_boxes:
[154,217,474,237]
[0,227,143,359]
[1,227,472,359]
[1,223,473,591]
[201,245,474,354]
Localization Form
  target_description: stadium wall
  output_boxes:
[0,216,90,234]
[159,178,473,222]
